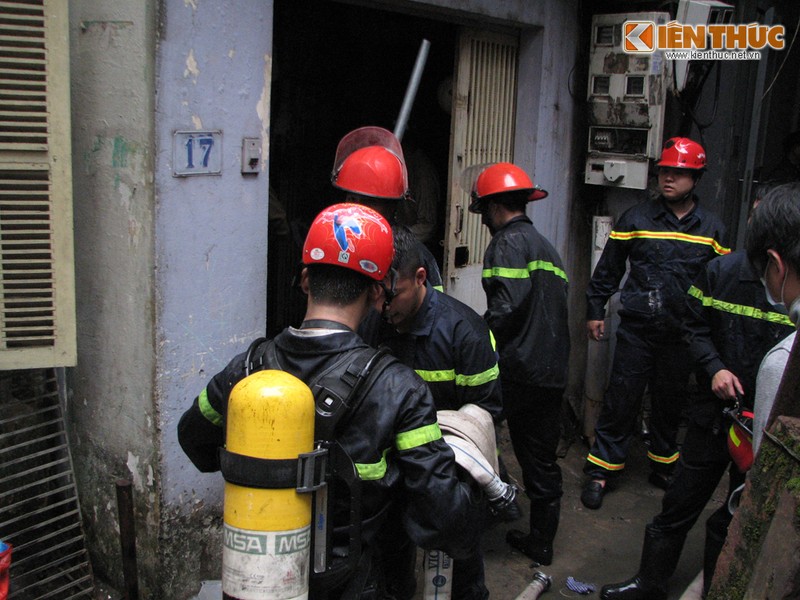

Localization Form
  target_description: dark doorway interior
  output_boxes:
[267,0,457,335]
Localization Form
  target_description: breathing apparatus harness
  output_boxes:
[230,330,397,596]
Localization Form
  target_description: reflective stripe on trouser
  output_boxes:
[584,320,692,479]
[650,419,743,537]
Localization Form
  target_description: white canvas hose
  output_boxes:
[438,404,507,500]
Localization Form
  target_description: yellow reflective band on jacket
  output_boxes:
[688,286,794,326]
[415,363,499,387]
[610,230,730,256]
[647,450,680,464]
[198,388,223,427]
[355,448,389,481]
[433,285,444,293]
[586,453,625,471]
[482,260,568,283]
[489,330,497,351]
[395,422,443,451]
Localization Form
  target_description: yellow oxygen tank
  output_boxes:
[221,369,315,600]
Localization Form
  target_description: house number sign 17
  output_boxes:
[173,130,222,176]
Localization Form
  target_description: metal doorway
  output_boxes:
[443,29,519,312]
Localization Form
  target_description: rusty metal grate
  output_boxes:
[0,368,94,599]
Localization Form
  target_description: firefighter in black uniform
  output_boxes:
[599,186,795,600]
[381,225,502,419]
[469,162,570,567]
[376,225,510,600]
[582,138,729,510]
[177,203,482,599]
[331,126,443,291]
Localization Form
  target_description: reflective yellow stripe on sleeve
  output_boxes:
[482,260,568,283]
[456,363,500,387]
[610,230,731,255]
[395,422,443,451]
[415,368,455,383]
[415,363,499,387]
[688,286,794,326]
[355,448,389,481]
[198,388,223,427]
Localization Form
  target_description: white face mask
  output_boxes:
[760,269,782,308]
[762,263,800,326]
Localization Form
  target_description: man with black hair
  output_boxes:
[178,203,482,599]
[469,162,570,567]
[746,181,800,454]
[582,137,729,511]
[375,225,513,600]
[381,226,502,418]
[599,181,794,600]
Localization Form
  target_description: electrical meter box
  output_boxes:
[585,12,671,190]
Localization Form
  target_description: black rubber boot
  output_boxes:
[506,499,560,565]
[600,526,685,600]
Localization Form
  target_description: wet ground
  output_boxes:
[433,424,726,600]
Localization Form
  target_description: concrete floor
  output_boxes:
[439,424,727,600]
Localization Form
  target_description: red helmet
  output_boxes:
[657,137,707,171]
[467,162,548,213]
[331,127,408,200]
[303,203,394,281]
[727,409,754,473]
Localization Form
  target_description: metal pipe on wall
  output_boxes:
[394,39,431,142]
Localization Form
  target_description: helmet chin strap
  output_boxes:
[377,269,398,321]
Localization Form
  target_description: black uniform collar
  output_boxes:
[655,195,700,224]
[299,319,352,332]
[496,214,532,233]
[406,281,437,338]
[734,250,760,282]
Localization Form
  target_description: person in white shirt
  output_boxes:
[745,182,800,455]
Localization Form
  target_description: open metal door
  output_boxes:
[444,29,519,313]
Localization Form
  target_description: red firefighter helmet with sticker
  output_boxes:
[727,409,754,473]
[331,127,409,200]
[657,137,707,171]
[467,162,548,213]
[303,203,394,281]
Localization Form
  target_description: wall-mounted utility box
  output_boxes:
[584,12,670,190]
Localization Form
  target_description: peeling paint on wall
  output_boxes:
[112,136,131,168]
[256,54,272,170]
[185,48,200,82]
[126,451,144,492]
[184,0,198,10]
[192,115,203,129]
[79,20,135,50]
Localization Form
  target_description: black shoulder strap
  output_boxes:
[242,336,397,439]
[233,337,396,594]
[244,336,270,376]
[312,345,396,440]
